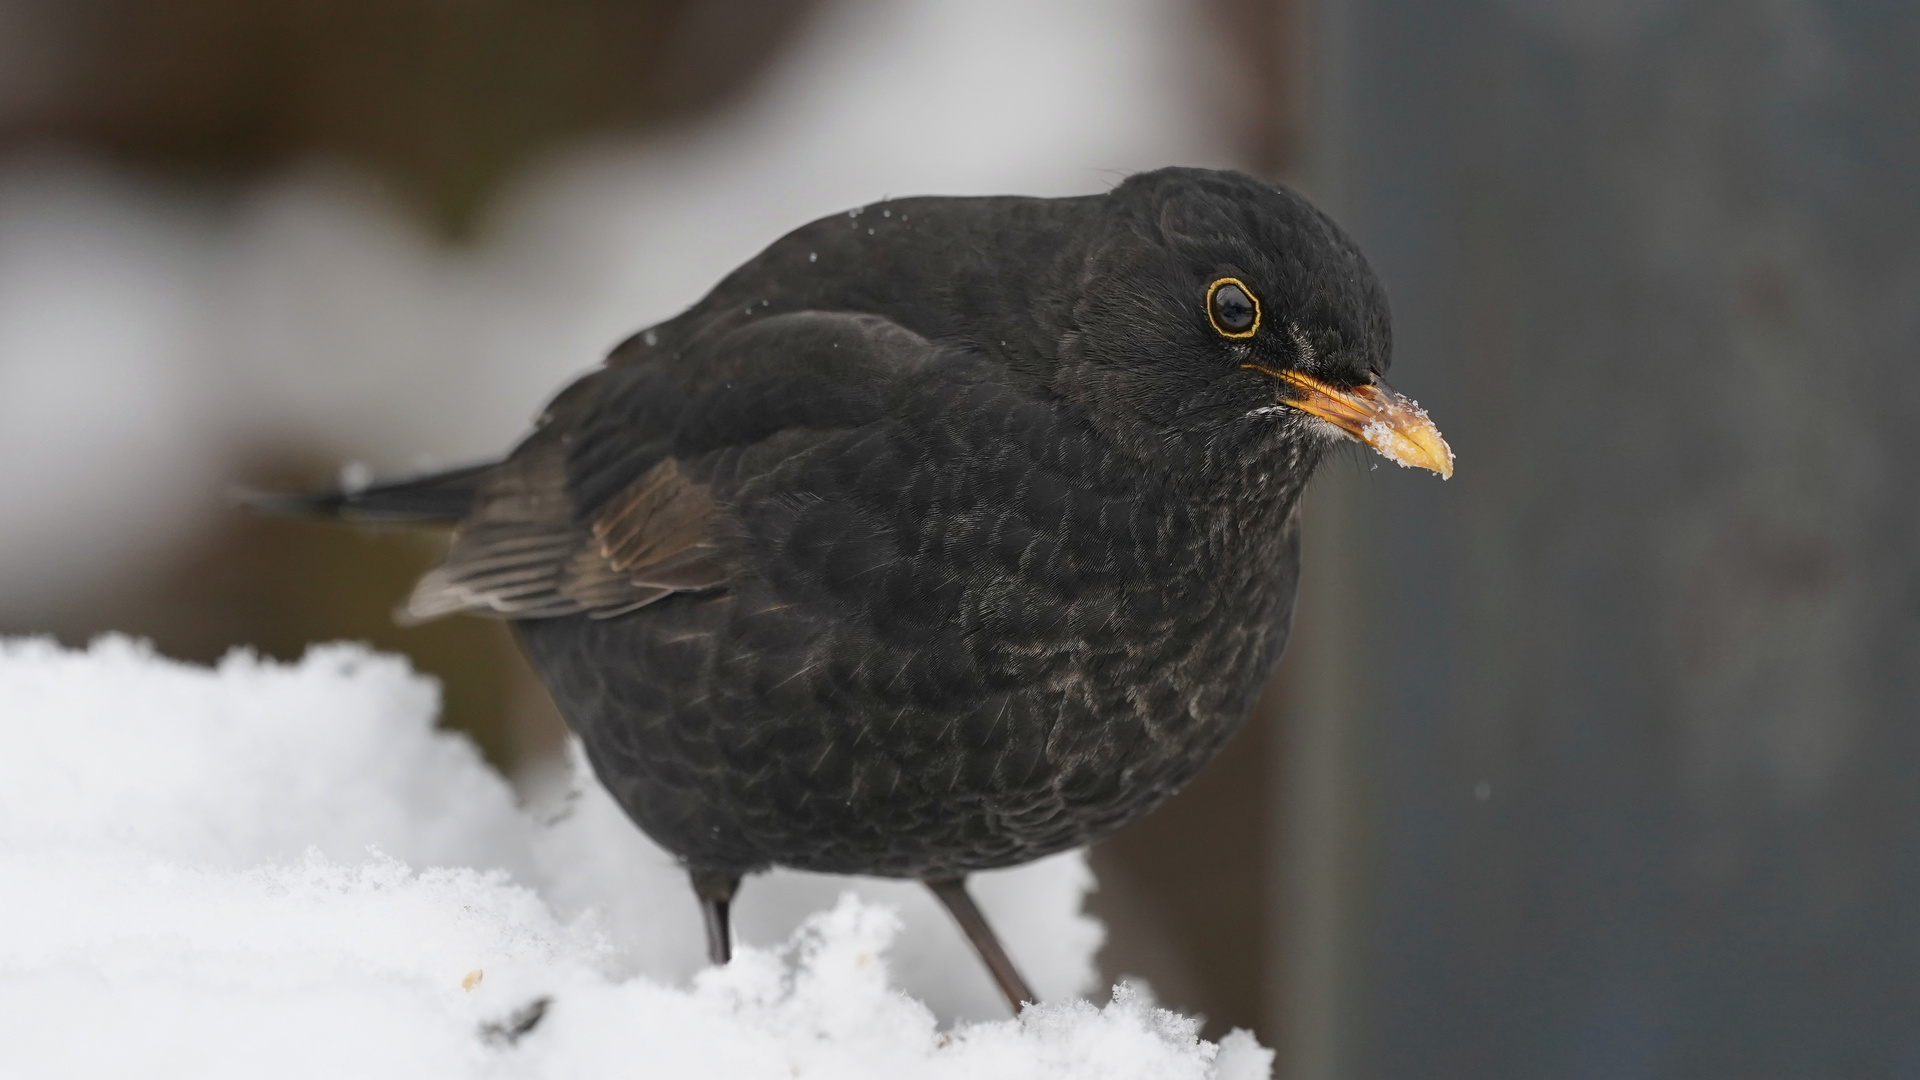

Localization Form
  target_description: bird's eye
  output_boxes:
[1206,278,1260,338]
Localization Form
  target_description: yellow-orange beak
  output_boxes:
[1244,364,1454,478]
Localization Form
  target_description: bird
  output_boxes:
[251,167,1451,1012]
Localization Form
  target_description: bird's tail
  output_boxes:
[238,461,496,525]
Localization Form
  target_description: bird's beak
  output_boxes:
[1246,365,1454,478]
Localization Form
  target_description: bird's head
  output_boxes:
[1055,168,1452,483]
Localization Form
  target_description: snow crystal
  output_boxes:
[0,637,1269,1079]
[339,460,375,493]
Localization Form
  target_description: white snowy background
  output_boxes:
[0,0,1235,618]
[0,0,1264,1074]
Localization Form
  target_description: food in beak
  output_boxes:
[1245,365,1454,478]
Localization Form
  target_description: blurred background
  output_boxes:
[0,0,1913,1075]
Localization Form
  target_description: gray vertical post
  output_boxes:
[1283,0,1920,1075]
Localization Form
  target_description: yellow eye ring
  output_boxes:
[1206,277,1261,339]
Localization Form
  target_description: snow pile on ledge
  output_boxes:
[0,637,1270,1079]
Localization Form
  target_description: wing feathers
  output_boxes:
[593,459,717,571]
[402,310,932,624]
[405,455,729,622]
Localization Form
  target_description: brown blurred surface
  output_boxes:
[0,0,818,234]
[1199,0,1312,179]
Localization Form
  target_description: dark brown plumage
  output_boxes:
[255,167,1451,1010]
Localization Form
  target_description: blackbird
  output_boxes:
[256,167,1452,1011]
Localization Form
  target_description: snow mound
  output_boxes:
[0,637,1270,1079]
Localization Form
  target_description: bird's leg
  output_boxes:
[925,875,1035,1013]
[690,869,740,965]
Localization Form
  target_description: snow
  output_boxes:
[0,637,1270,1079]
